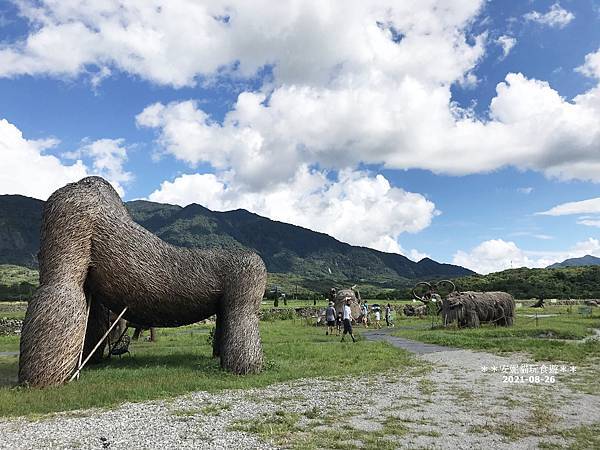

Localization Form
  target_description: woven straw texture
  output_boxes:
[439,291,515,328]
[19,177,267,387]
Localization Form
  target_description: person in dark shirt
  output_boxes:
[325,301,337,335]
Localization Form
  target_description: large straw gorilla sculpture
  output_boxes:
[19,177,267,387]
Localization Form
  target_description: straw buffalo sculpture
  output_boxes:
[413,281,515,328]
[19,176,267,387]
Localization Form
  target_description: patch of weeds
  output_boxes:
[452,387,474,403]
[234,407,409,450]
[402,417,431,426]
[468,424,487,434]
[171,408,201,418]
[417,378,436,395]
[467,402,558,443]
[243,393,263,403]
[201,402,231,416]
[291,427,396,450]
[495,422,527,441]
[498,395,520,408]
[467,422,524,441]
[381,416,409,437]
[267,393,306,405]
[304,406,321,420]
[548,422,600,450]
[529,403,558,431]
[309,408,346,427]
[565,359,600,396]
[418,430,441,437]
[229,410,301,445]
[539,441,564,449]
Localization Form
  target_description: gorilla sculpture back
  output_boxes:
[19,177,267,387]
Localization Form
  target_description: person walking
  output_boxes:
[335,311,343,336]
[341,298,356,342]
[374,308,382,329]
[325,301,337,336]
[361,301,369,328]
[385,303,394,327]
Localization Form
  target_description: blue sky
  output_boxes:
[0,0,599,273]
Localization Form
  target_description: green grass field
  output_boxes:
[0,318,421,418]
[0,301,28,320]
[2,300,599,418]
[392,305,600,363]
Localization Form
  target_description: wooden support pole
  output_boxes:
[75,294,92,381]
[69,307,128,382]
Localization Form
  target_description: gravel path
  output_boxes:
[363,327,459,354]
[1,334,598,449]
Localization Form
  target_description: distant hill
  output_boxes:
[454,265,600,299]
[0,194,474,293]
[547,255,600,269]
[0,195,43,268]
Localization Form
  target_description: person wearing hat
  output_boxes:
[325,301,337,336]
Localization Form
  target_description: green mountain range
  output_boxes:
[0,195,473,293]
[547,255,600,269]
[455,265,600,299]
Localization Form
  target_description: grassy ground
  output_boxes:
[0,319,420,418]
[230,409,411,450]
[0,301,27,320]
[392,305,600,363]
[0,265,38,286]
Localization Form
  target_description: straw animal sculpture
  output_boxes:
[19,176,267,387]
[333,288,361,318]
[438,291,515,328]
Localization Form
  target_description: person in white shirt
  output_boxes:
[374,309,382,329]
[341,298,356,342]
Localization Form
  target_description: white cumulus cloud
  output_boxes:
[4,1,600,185]
[64,138,133,196]
[537,197,600,216]
[524,3,575,28]
[0,118,131,199]
[496,35,516,59]
[577,218,600,228]
[0,118,87,199]
[453,238,600,274]
[0,0,486,87]
[138,69,600,188]
[148,168,436,258]
[577,48,600,80]
[453,239,535,275]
